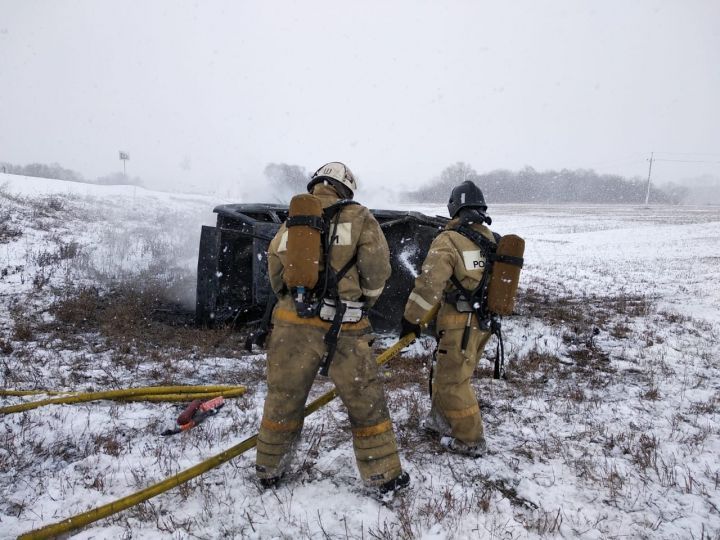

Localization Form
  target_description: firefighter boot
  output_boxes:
[440,436,488,458]
[379,471,410,495]
[421,407,451,437]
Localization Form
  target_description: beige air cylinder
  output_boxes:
[284,194,323,289]
[487,234,525,315]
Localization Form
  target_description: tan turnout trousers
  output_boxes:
[430,309,491,444]
[256,313,402,486]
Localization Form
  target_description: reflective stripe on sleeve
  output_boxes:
[408,291,434,311]
[361,285,385,298]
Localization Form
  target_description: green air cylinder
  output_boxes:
[487,234,525,315]
[284,194,323,289]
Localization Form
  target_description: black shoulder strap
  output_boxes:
[323,199,358,221]
[452,224,496,254]
[314,200,360,301]
[448,224,495,320]
[336,254,357,282]
[456,227,522,268]
[450,274,472,301]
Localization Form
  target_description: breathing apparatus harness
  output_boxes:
[446,221,509,379]
[286,199,361,376]
[245,199,360,359]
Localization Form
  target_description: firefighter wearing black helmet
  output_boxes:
[400,180,497,457]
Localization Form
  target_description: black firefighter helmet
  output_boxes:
[447,180,487,218]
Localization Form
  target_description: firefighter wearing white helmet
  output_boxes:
[256,161,409,494]
[306,161,358,200]
[400,180,497,458]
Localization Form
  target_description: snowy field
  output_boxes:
[1,174,719,539]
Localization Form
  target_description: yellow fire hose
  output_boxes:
[2,385,242,397]
[0,386,247,415]
[19,307,437,540]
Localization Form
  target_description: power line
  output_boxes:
[654,151,720,157]
[568,153,646,169]
[654,158,720,164]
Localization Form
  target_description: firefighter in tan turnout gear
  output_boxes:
[401,180,499,457]
[256,161,410,494]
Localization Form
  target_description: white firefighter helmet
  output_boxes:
[307,161,357,199]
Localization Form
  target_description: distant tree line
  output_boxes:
[0,161,143,186]
[405,162,688,205]
[1,159,694,204]
[0,162,85,183]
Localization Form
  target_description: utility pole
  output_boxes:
[644,152,654,205]
[118,151,135,206]
[119,151,129,178]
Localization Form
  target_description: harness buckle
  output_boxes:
[292,286,320,318]
[319,298,364,323]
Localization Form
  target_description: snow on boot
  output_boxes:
[378,471,410,496]
[421,410,451,437]
[440,436,487,458]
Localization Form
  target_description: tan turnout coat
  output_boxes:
[404,218,496,331]
[267,183,391,314]
[403,218,497,445]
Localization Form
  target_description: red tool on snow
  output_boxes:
[161,396,225,436]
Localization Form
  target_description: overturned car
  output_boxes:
[196,204,447,331]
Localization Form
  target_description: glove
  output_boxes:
[256,329,269,349]
[400,317,422,340]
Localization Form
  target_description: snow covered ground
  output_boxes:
[1,175,719,539]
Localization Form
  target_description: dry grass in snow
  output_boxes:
[1,178,719,539]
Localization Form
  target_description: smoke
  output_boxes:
[65,188,219,312]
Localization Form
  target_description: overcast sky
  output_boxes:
[1,0,719,197]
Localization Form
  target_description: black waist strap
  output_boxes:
[491,253,524,268]
[286,215,324,230]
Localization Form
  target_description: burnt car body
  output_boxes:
[196,203,447,332]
